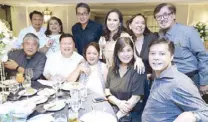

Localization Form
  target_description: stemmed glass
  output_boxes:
[9,83,19,100]
[52,80,59,101]
[25,68,33,83]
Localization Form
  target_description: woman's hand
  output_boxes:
[116,100,131,114]
[134,57,145,74]
[46,39,54,47]
[78,63,91,76]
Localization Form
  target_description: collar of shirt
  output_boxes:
[166,23,179,36]
[78,19,93,30]
[28,25,46,34]
[156,65,177,80]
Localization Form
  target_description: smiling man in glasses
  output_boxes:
[154,3,208,99]
[72,2,103,55]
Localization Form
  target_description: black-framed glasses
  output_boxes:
[77,12,89,17]
[155,12,173,21]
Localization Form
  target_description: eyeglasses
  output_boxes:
[77,12,89,17]
[155,12,173,21]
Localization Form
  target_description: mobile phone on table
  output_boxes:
[92,97,107,103]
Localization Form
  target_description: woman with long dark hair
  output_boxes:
[99,9,129,68]
[105,37,146,122]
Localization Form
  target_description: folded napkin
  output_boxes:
[27,114,54,122]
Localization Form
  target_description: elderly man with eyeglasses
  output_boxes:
[72,2,103,55]
[154,3,208,100]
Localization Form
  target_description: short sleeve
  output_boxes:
[131,72,146,96]
[105,67,113,88]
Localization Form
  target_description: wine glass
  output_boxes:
[22,78,31,99]
[9,83,19,100]
[52,81,59,101]
[25,68,33,82]
[54,114,67,122]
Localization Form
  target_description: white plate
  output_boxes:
[37,79,64,87]
[1,79,17,86]
[18,88,37,96]
[37,88,55,96]
[61,82,83,91]
[80,111,117,122]
[29,95,48,104]
[43,100,65,111]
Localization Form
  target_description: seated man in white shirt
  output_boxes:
[16,10,46,48]
[43,33,83,80]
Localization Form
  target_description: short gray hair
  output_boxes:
[22,33,39,47]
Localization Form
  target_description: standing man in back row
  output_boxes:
[72,2,103,55]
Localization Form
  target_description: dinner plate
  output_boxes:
[43,100,65,111]
[37,88,55,96]
[61,82,83,91]
[80,111,117,122]
[1,79,17,86]
[29,95,48,104]
[18,88,37,96]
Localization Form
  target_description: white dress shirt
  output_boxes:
[43,51,83,78]
[15,26,46,48]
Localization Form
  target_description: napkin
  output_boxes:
[27,114,54,122]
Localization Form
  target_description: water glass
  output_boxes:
[9,83,19,100]
[70,98,82,112]
[54,114,67,122]
[68,110,78,122]
[80,87,87,101]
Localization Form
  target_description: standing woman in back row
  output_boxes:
[127,13,158,79]
[39,16,64,58]
[99,9,130,68]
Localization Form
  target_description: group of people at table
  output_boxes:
[2,2,208,122]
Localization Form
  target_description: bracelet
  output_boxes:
[15,65,20,71]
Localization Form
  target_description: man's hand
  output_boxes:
[173,112,196,122]
[4,59,19,70]
[200,85,208,95]
[116,100,131,114]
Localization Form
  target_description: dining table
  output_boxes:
[6,80,117,121]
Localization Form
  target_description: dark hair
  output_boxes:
[154,3,176,18]
[149,37,175,55]
[126,13,151,41]
[29,10,43,20]
[112,37,134,74]
[76,2,90,13]
[83,42,100,60]
[103,9,127,41]
[59,33,74,43]
[45,16,63,37]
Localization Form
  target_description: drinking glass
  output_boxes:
[69,97,82,112]
[52,80,59,101]
[16,73,24,88]
[25,68,33,82]
[9,83,19,100]
[54,114,67,122]
[68,110,78,122]
[80,86,87,102]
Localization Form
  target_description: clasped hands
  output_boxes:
[116,100,132,119]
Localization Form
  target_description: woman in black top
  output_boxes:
[127,13,158,76]
[105,37,146,122]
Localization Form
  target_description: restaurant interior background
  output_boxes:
[0,0,208,38]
